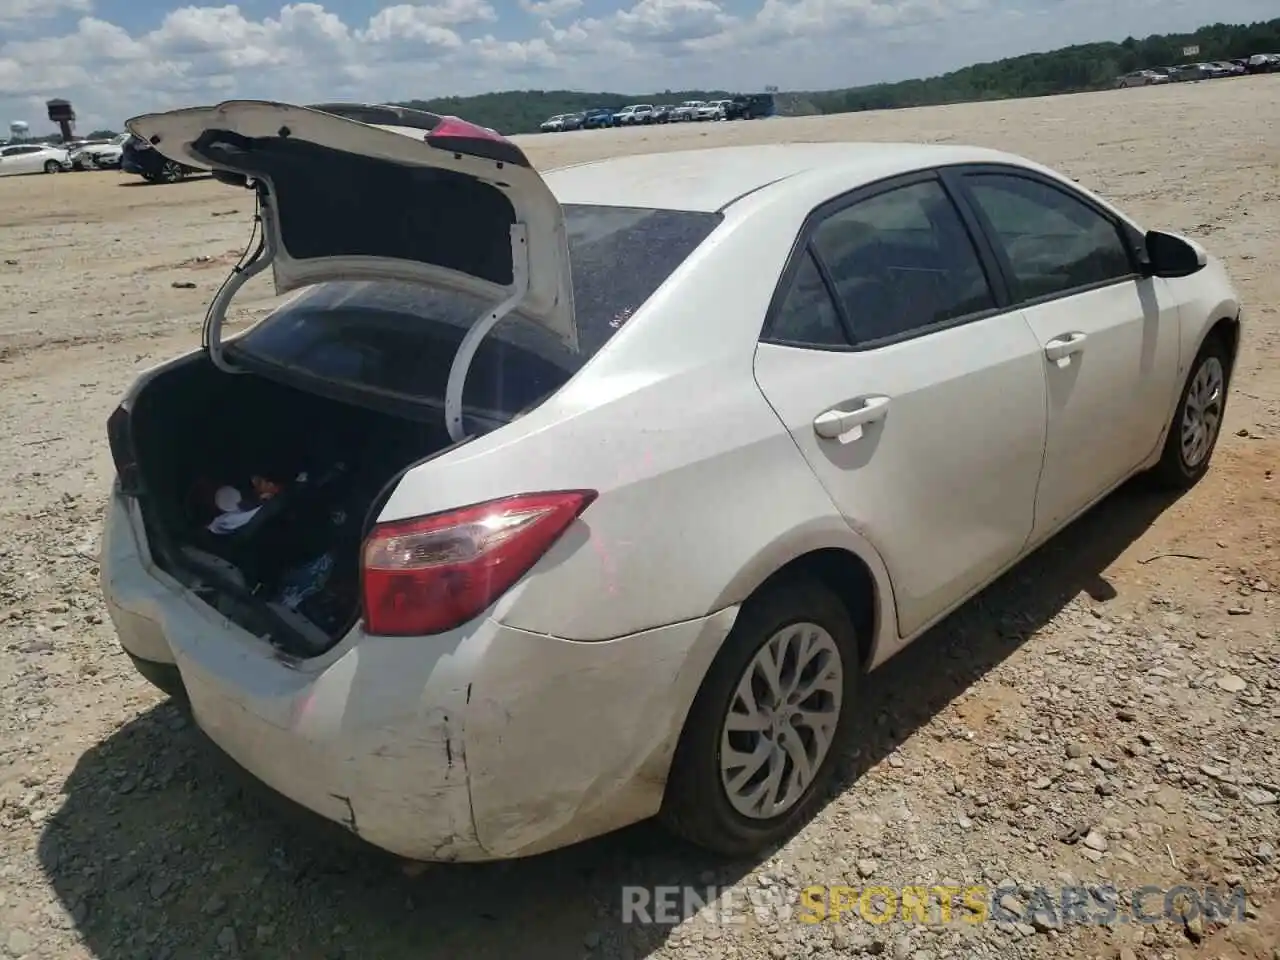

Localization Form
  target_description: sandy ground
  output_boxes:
[0,77,1277,960]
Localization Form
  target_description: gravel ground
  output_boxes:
[1,77,1278,960]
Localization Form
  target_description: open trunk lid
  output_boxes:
[125,100,577,351]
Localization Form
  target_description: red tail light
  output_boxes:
[361,490,596,637]
[426,115,530,167]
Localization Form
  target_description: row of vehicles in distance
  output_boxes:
[539,93,775,132]
[1115,53,1279,87]
[0,131,201,183]
[0,133,129,176]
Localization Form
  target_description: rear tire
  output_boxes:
[1148,334,1231,490]
[660,578,859,856]
[159,160,186,184]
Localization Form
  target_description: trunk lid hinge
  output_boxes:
[204,186,277,375]
[444,224,530,443]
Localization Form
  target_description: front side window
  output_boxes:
[810,179,996,343]
[963,172,1135,302]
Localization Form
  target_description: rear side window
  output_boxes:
[766,251,848,348]
[232,204,721,416]
[810,180,996,343]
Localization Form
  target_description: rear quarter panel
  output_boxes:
[376,192,901,644]
[383,361,881,642]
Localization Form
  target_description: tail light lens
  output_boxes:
[361,490,596,637]
[425,115,530,168]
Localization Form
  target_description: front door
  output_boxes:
[954,168,1182,540]
[753,174,1049,640]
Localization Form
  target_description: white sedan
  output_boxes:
[101,101,1241,862]
[0,143,70,175]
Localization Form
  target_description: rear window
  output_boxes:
[231,204,721,417]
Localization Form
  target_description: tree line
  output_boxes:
[20,17,1276,143]
[396,17,1278,133]
[804,18,1279,114]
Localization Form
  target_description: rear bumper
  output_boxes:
[101,490,736,861]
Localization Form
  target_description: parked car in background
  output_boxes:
[1171,63,1213,82]
[1246,53,1279,73]
[695,100,730,121]
[582,108,614,129]
[560,113,585,132]
[105,99,1243,863]
[724,94,776,119]
[72,133,129,170]
[0,142,70,175]
[1114,69,1169,88]
[1209,61,1244,76]
[539,115,569,133]
[652,105,673,123]
[69,140,110,169]
[671,100,705,121]
[614,104,655,125]
[121,134,200,183]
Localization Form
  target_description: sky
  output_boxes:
[0,0,1274,133]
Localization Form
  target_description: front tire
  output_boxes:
[43,160,61,174]
[1149,334,1231,489]
[660,579,859,856]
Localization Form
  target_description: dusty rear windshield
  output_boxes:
[230,204,722,417]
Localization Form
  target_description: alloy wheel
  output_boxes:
[1180,355,1224,468]
[719,621,843,819]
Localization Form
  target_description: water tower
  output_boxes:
[46,99,75,142]
[8,120,28,142]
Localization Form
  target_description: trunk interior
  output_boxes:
[124,355,455,658]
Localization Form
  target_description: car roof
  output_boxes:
[543,142,1028,213]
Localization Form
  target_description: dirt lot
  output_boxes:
[1,77,1278,960]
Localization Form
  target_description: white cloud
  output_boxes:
[469,34,558,67]
[613,0,735,42]
[518,0,583,18]
[0,0,1274,132]
[0,0,90,23]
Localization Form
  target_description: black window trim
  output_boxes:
[760,168,1012,353]
[942,163,1146,311]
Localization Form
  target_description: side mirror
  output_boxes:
[1142,230,1208,278]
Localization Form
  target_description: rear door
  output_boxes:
[950,165,1182,541]
[753,172,1048,639]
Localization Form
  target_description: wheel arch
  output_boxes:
[1205,312,1241,377]
[707,521,899,671]
[1146,306,1241,471]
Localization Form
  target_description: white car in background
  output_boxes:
[695,99,731,121]
[614,104,654,125]
[0,143,70,175]
[72,133,129,169]
[102,101,1241,863]
[671,100,706,121]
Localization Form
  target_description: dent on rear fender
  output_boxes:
[463,611,737,858]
